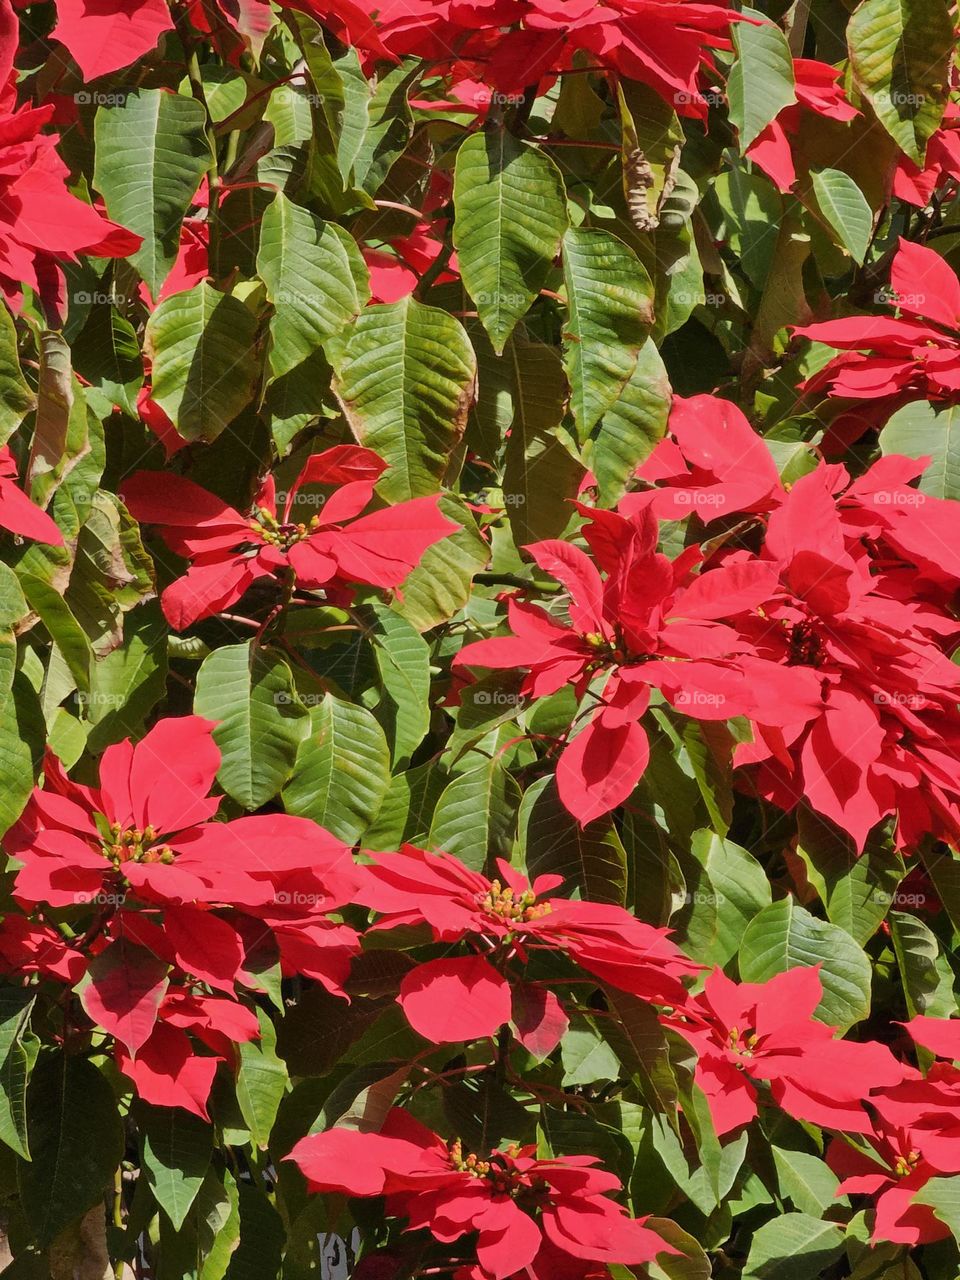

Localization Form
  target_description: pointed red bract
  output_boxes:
[287,1110,675,1280]
[122,448,459,629]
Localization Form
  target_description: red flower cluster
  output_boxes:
[828,1018,960,1245]
[463,392,960,850]
[357,845,699,1044]
[797,239,960,425]
[663,966,904,1135]
[311,0,743,113]
[288,1108,674,1280]
[6,715,361,1115]
[454,501,809,825]
[746,58,859,193]
[0,3,140,310]
[122,446,458,629]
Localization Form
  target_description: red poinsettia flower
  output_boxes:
[638,406,960,594]
[0,915,85,983]
[310,0,744,115]
[746,58,858,193]
[893,104,960,207]
[114,983,261,1119]
[0,446,64,545]
[9,715,363,993]
[728,464,960,849]
[795,239,960,426]
[287,1109,675,1280]
[455,499,815,824]
[865,1015,960,1178]
[357,845,700,1044]
[662,966,904,1135]
[0,97,141,311]
[635,393,785,522]
[43,0,284,78]
[122,446,459,630]
[827,1122,951,1246]
[45,0,174,80]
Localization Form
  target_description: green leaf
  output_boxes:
[146,282,261,444]
[796,810,904,945]
[502,338,583,543]
[772,1147,845,1216]
[728,9,796,150]
[687,829,772,967]
[158,1168,240,1280]
[588,338,671,507]
[369,602,431,767]
[889,909,956,1019]
[739,897,873,1029]
[85,603,168,751]
[601,989,678,1114]
[847,0,953,164]
[142,1105,214,1231]
[742,1212,845,1280]
[0,668,44,836]
[453,131,568,353]
[560,1023,622,1086]
[562,226,654,438]
[392,496,490,630]
[282,692,391,842]
[809,169,873,264]
[26,332,86,511]
[0,562,27,628]
[428,757,520,871]
[194,642,311,809]
[19,1053,123,1246]
[914,1177,960,1239]
[0,303,34,443]
[646,1218,712,1280]
[93,89,211,297]
[351,59,417,194]
[0,989,36,1160]
[71,300,143,415]
[519,776,627,905]
[880,400,960,499]
[18,573,93,693]
[257,192,368,380]
[330,296,477,501]
[236,1011,288,1150]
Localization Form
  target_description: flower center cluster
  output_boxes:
[250,507,321,552]
[786,620,826,667]
[480,880,552,924]
[894,1150,921,1177]
[101,823,175,868]
[727,1025,759,1058]
[447,1141,545,1201]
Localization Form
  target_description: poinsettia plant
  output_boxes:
[3,0,960,1277]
